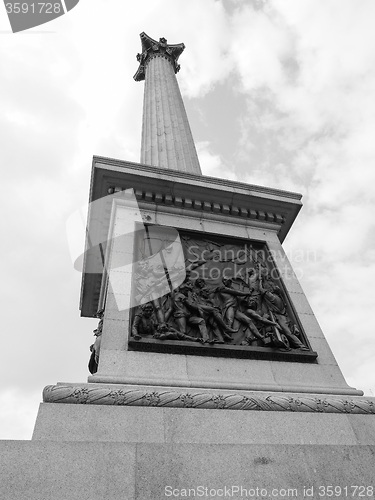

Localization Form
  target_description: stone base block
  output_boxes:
[1,441,375,500]
[33,402,375,446]
[4,397,375,499]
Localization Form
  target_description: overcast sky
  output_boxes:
[1,0,374,439]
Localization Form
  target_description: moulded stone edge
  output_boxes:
[42,384,375,415]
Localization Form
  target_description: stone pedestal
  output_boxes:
[3,158,374,498]
[81,157,361,398]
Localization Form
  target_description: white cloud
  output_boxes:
[197,140,238,181]
[224,0,375,398]
[0,389,40,440]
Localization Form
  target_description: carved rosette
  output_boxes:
[43,384,375,415]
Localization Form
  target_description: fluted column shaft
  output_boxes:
[141,55,201,174]
[135,33,201,175]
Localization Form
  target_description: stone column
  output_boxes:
[134,32,202,175]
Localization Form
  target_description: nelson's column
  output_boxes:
[2,32,375,500]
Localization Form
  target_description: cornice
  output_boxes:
[93,156,303,202]
[107,184,287,227]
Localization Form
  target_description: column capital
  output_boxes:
[134,32,185,82]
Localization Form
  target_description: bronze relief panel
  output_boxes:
[129,227,317,362]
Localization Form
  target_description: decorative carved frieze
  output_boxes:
[43,384,375,415]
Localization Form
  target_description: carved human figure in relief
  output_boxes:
[88,308,104,375]
[153,323,199,342]
[131,303,158,340]
[213,277,277,346]
[258,281,308,350]
[197,287,231,343]
[213,277,252,327]
[168,283,210,343]
[133,261,167,324]
[245,266,273,310]
[192,278,237,339]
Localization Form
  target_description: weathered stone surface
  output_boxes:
[33,402,375,444]
[2,440,375,500]
[135,444,375,500]
[0,441,136,500]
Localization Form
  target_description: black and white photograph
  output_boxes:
[1,1,374,498]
